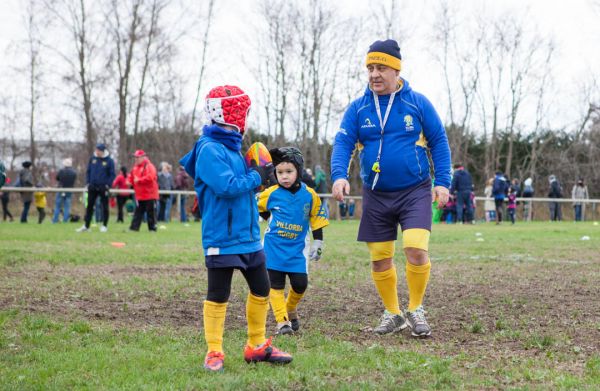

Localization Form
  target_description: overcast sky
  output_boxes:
[1,0,599,141]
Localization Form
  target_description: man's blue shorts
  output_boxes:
[205,249,266,270]
[357,179,432,242]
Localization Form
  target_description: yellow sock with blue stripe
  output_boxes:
[269,288,288,323]
[371,266,401,315]
[286,288,305,313]
[246,293,268,347]
[203,300,227,353]
[406,260,431,311]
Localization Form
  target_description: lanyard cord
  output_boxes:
[371,90,396,190]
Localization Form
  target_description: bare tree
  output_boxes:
[21,0,45,177]
[42,0,102,155]
[190,0,216,133]
[431,0,481,165]
[132,0,166,141]
[105,0,143,163]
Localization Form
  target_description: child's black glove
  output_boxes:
[250,161,275,187]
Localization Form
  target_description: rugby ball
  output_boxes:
[244,142,272,168]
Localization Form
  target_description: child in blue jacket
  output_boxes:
[258,147,329,335]
[180,85,291,372]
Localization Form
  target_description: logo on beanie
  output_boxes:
[361,118,376,129]
[404,115,414,132]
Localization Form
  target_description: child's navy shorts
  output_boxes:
[357,179,432,242]
[205,249,266,270]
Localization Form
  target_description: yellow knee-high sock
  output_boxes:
[246,293,269,347]
[406,260,431,311]
[371,266,401,315]
[286,288,305,313]
[269,288,288,323]
[203,300,227,353]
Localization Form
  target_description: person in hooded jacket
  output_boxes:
[548,175,563,221]
[76,143,115,232]
[128,150,159,232]
[179,85,292,372]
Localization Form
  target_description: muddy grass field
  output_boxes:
[1,221,599,389]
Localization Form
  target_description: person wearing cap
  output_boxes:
[127,150,159,232]
[179,85,291,372]
[257,147,329,336]
[331,39,452,338]
[76,143,116,233]
[52,158,77,223]
[18,161,34,223]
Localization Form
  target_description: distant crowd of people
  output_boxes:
[0,146,342,227]
[435,164,592,225]
[0,144,196,229]
[0,154,594,226]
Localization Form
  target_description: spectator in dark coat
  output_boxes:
[76,143,116,232]
[175,166,190,222]
[450,164,473,224]
[18,161,34,223]
[52,158,77,223]
[157,162,175,222]
[548,175,562,221]
[301,168,316,189]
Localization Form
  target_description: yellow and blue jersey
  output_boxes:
[258,183,328,274]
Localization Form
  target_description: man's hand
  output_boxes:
[432,186,450,208]
[332,179,350,202]
[309,239,323,261]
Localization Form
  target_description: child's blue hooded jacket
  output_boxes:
[179,126,262,255]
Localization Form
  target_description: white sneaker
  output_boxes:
[100,225,108,233]
[76,225,90,233]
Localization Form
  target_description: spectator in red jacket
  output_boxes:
[128,150,159,231]
[112,166,131,223]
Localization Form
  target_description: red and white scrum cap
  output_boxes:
[205,85,251,133]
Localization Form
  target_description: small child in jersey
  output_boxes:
[34,183,47,224]
[258,147,329,335]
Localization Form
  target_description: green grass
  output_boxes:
[1,220,600,389]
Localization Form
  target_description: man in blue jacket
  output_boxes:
[450,164,473,224]
[179,85,291,372]
[331,39,451,338]
[76,143,115,233]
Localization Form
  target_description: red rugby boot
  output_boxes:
[243,337,292,364]
[204,351,225,372]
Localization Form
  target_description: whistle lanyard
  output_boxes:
[371,91,396,190]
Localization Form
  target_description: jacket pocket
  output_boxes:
[227,208,232,236]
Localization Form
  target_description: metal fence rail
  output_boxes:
[1,187,599,222]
